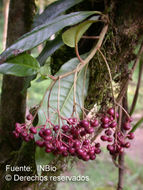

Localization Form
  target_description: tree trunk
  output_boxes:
[0,0,36,189]
[2,0,10,50]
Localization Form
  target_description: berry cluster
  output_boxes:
[13,114,36,142]
[13,115,101,161]
[13,107,135,161]
[99,108,135,156]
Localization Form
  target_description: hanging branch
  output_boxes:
[130,59,143,115]
[117,93,128,190]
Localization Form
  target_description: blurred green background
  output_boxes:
[0,2,143,190]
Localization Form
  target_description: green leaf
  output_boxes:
[62,17,99,47]
[0,54,40,76]
[22,35,62,92]
[130,117,143,133]
[35,147,55,176]
[0,11,96,61]
[40,54,89,125]
[33,0,84,27]
[37,34,63,66]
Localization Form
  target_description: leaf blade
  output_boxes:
[33,0,84,27]
[0,11,96,61]
[0,54,40,76]
[62,18,99,47]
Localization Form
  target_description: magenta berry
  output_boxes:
[101,116,110,124]
[95,143,100,148]
[101,123,109,129]
[29,133,34,140]
[105,129,112,136]
[107,108,115,116]
[74,140,81,148]
[30,126,37,134]
[26,114,33,121]
[53,125,59,132]
[110,121,117,128]
[107,145,114,152]
[128,132,135,140]
[45,148,52,153]
[126,117,133,123]
[101,135,108,141]
[123,122,131,130]
[62,151,68,157]
[83,139,90,145]
[95,148,101,154]
[43,129,52,136]
[80,120,90,128]
[13,131,19,138]
[87,127,94,134]
[21,131,28,137]
[68,147,75,155]
[62,125,69,132]
[90,154,96,160]
[107,137,113,142]
[124,142,131,148]
[36,140,44,147]
[90,119,99,127]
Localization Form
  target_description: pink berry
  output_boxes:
[87,127,94,134]
[43,129,52,136]
[13,131,19,138]
[36,140,44,147]
[101,135,108,141]
[45,148,52,153]
[101,124,109,129]
[95,148,101,154]
[15,126,22,133]
[29,133,34,140]
[107,137,113,142]
[30,126,37,134]
[107,108,115,116]
[126,117,133,123]
[90,119,99,127]
[44,136,53,141]
[119,147,124,154]
[107,145,114,152]
[62,125,69,132]
[80,120,90,128]
[123,122,131,130]
[110,121,117,128]
[105,129,112,136]
[21,131,27,137]
[90,155,96,160]
[83,155,90,161]
[24,136,30,142]
[128,132,135,140]
[74,140,81,148]
[53,125,59,132]
[83,139,90,145]
[62,151,68,157]
[101,116,110,124]
[26,114,33,121]
[68,147,75,155]
[124,142,131,148]
[95,143,100,148]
